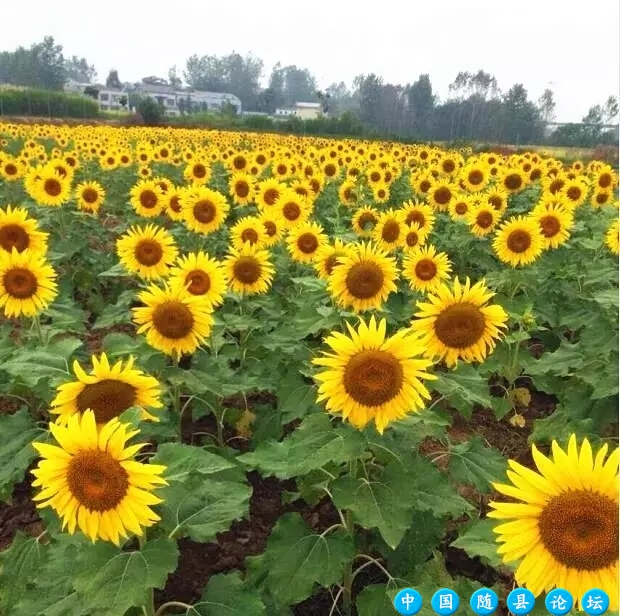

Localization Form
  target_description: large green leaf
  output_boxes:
[194,571,266,615]
[238,413,366,479]
[355,584,399,616]
[447,437,507,493]
[432,364,492,418]
[450,518,504,568]
[150,443,237,482]
[0,409,42,502]
[261,513,355,606]
[72,538,179,615]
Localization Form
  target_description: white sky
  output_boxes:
[4,0,619,123]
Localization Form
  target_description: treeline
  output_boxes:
[0,37,618,148]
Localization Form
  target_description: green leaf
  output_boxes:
[157,475,251,542]
[432,364,492,418]
[72,538,179,615]
[450,519,504,568]
[238,413,366,479]
[91,290,134,329]
[151,443,237,482]
[195,571,266,615]
[0,409,41,502]
[0,532,47,613]
[356,584,399,616]
[447,437,507,493]
[261,513,355,606]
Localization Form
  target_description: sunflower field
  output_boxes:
[0,122,618,616]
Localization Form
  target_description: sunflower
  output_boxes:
[591,189,613,209]
[0,205,48,256]
[605,219,619,255]
[258,211,284,247]
[286,221,329,264]
[532,205,574,250]
[31,410,167,545]
[595,166,618,192]
[373,210,406,252]
[181,186,230,235]
[168,251,227,310]
[486,187,509,215]
[448,194,473,221]
[133,281,214,357]
[277,189,312,230]
[314,238,356,281]
[224,242,275,295]
[338,180,360,208]
[560,178,588,208]
[400,201,436,234]
[460,163,490,192]
[402,244,452,293]
[0,156,24,181]
[371,182,390,204]
[230,216,269,250]
[312,316,436,434]
[116,224,178,280]
[492,215,544,267]
[501,169,527,194]
[50,353,162,424]
[164,186,185,221]
[229,172,256,206]
[31,165,72,207]
[352,206,379,237]
[428,179,456,211]
[75,181,105,214]
[488,435,619,610]
[402,222,428,252]
[0,248,58,318]
[328,241,398,313]
[467,204,501,237]
[256,178,287,212]
[183,160,212,185]
[129,179,165,218]
[410,277,508,367]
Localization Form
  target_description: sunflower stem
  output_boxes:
[32,314,45,345]
[153,601,194,616]
[341,509,355,616]
[138,534,156,616]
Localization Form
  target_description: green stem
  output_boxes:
[215,405,226,448]
[341,509,355,616]
[138,534,155,616]
[32,314,45,345]
[153,601,194,616]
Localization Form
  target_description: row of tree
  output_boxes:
[0,37,618,146]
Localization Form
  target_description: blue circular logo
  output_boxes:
[545,588,574,615]
[581,589,610,615]
[470,588,499,615]
[431,588,460,615]
[506,588,536,615]
[393,588,423,615]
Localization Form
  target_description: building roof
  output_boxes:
[295,102,321,109]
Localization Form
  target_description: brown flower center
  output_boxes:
[504,174,523,191]
[82,188,99,204]
[235,181,250,198]
[549,179,564,194]
[345,262,384,299]
[3,267,38,298]
[169,196,181,212]
[468,170,484,185]
[66,450,129,511]
[139,190,158,209]
[406,231,420,247]
[357,213,377,231]
[185,270,211,295]
[506,229,532,253]
[151,301,195,339]
[595,192,609,205]
[442,160,455,173]
[419,179,431,193]
[488,196,503,210]
[241,228,260,245]
[598,173,612,189]
[233,256,261,284]
[454,202,468,215]
[297,233,319,254]
[76,380,137,423]
[381,220,400,243]
[0,224,30,252]
[566,186,582,201]
[134,239,164,266]
[44,178,62,197]
[476,211,494,228]
[406,211,425,227]
[538,489,619,571]
[263,188,279,206]
[343,349,403,407]
[283,202,301,221]
[434,187,452,205]
[414,259,437,281]
[4,163,18,176]
[540,216,561,238]
[193,200,216,223]
[233,157,246,170]
[433,302,486,349]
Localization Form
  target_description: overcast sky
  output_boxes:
[4,0,619,122]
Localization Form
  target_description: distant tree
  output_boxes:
[106,69,122,89]
[602,95,619,124]
[537,88,556,124]
[221,101,238,117]
[119,95,128,108]
[257,87,278,114]
[407,74,435,139]
[65,55,96,83]
[316,90,331,114]
[325,82,358,116]
[355,74,384,130]
[502,84,543,144]
[168,66,182,88]
[83,85,99,100]
[138,97,164,125]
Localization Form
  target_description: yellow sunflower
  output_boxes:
[427,179,456,211]
[50,353,162,424]
[164,186,185,221]
[277,189,312,230]
[488,435,618,610]
[373,210,406,252]
[400,201,436,235]
[338,180,360,208]
[31,165,72,207]
[410,277,508,367]
[132,281,214,357]
[352,206,379,238]
[229,172,256,206]
[286,221,329,264]
[486,187,509,215]
[181,186,230,235]
[230,216,269,251]
[116,224,179,280]
[402,222,428,252]
[31,410,167,545]
[448,194,473,222]
[224,242,276,295]
[256,178,287,212]
[560,178,588,208]
[467,204,501,237]
[312,315,436,434]
[591,190,613,209]
[501,169,528,194]
[605,219,619,255]
[75,181,105,214]
[314,238,356,281]
[0,205,48,256]
[168,250,228,309]
[460,163,490,192]
[532,205,574,250]
[0,248,58,318]
[402,244,453,293]
[183,160,212,185]
[371,182,390,204]
[492,215,544,267]
[258,211,284,247]
[128,179,165,218]
[328,241,398,313]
